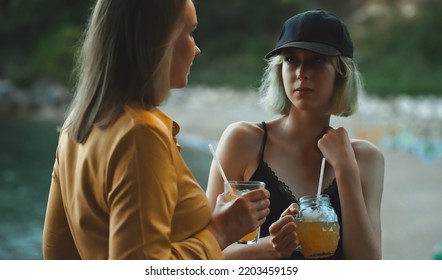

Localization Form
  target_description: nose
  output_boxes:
[195,46,201,57]
[295,62,311,80]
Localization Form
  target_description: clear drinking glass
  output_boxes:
[224,181,266,244]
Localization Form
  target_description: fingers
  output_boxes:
[231,191,270,228]
[211,187,272,248]
[269,215,295,236]
[269,216,299,258]
[320,126,347,138]
[241,189,270,214]
[280,203,298,218]
[318,126,348,147]
[273,235,298,257]
[216,188,271,246]
[242,188,270,202]
[318,127,356,166]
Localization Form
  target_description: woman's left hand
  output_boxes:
[317,127,356,169]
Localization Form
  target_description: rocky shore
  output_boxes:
[0,79,69,120]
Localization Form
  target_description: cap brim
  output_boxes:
[264,42,342,59]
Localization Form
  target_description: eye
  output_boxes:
[190,24,198,37]
[314,55,327,64]
[284,55,298,65]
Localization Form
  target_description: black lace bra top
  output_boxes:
[249,122,344,259]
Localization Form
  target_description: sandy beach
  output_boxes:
[161,86,442,260]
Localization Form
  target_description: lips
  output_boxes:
[295,87,314,94]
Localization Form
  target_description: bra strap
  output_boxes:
[259,121,268,162]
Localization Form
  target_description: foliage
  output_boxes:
[358,0,442,97]
[1,0,441,97]
[190,0,309,88]
[0,0,93,86]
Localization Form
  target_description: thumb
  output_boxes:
[280,203,299,218]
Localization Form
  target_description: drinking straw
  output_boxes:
[208,144,229,185]
[316,157,326,197]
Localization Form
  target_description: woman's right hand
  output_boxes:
[268,203,299,258]
[207,188,270,250]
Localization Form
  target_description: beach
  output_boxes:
[161,86,442,260]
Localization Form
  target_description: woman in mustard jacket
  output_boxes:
[42,0,270,260]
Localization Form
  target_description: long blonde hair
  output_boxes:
[64,0,186,143]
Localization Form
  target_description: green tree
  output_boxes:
[1,0,441,97]
[191,0,309,88]
[0,0,93,86]
[359,0,442,96]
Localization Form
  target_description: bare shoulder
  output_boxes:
[220,121,264,147]
[351,139,385,190]
[351,139,384,165]
[217,121,265,168]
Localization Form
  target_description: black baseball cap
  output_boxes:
[265,9,353,59]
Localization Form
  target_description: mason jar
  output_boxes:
[295,194,340,259]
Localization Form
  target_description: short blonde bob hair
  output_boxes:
[259,54,363,116]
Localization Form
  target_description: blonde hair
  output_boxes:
[64,0,186,143]
[259,54,362,116]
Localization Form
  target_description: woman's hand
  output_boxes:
[268,203,299,258]
[317,127,357,171]
[207,188,270,250]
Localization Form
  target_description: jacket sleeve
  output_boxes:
[106,124,223,259]
[42,150,81,260]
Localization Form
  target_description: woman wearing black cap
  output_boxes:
[206,9,384,259]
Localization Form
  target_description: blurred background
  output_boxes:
[1,0,441,259]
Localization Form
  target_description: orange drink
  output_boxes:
[239,227,260,243]
[296,221,340,258]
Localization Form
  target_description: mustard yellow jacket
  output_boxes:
[43,103,223,259]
